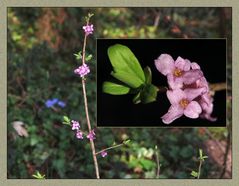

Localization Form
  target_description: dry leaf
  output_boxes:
[12,121,29,137]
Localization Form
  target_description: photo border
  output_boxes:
[1,1,238,186]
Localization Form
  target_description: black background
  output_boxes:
[97,39,226,127]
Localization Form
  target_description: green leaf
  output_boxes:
[102,81,130,95]
[62,116,71,125]
[108,44,145,88]
[140,84,158,104]
[139,159,155,171]
[85,54,93,61]
[144,66,152,84]
[190,170,198,177]
[32,171,45,179]
[133,91,141,104]
[74,51,82,60]
[199,149,203,158]
[111,71,144,89]
[123,139,131,145]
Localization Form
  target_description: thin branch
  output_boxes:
[197,160,203,179]
[209,82,227,92]
[155,147,160,178]
[205,128,225,153]
[81,19,100,179]
[82,80,100,178]
[153,12,160,28]
[220,125,231,178]
[95,143,125,155]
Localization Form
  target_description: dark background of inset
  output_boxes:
[97,39,226,127]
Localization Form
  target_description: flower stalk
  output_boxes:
[190,149,208,179]
[95,140,130,156]
[80,15,100,179]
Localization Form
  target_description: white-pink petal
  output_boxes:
[167,74,184,89]
[184,87,207,101]
[175,56,191,71]
[166,89,186,105]
[154,54,175,76]
[184,101,202,118]
[182,69,203,85]
[162,105,184,124]
[191,62,201,70]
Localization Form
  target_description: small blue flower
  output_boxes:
[45,98,59,108]
[52,98,59,104]
[57,101,66,108]
[45,100,54,108]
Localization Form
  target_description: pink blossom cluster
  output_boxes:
[74,64,90,77]
[71,120,83,139]
[70,120,107,157]
[101,151,108,157]
[155,54,216,124]
[83,24,94,35]
[71,120,96,141]
[87,129,96,141]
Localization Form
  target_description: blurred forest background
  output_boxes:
[7,7,232,179]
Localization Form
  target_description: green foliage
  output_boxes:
[190,170,198,178]
[103,44,158,104]
[139,83,159,104]
[191,149,208,179]
[62,116,71,125]
[102,81,130,95]
[74,51,82,60]
[85,54,93,62]
[32,171,45,179]
[198,149,208,162]
[108,44,145,88]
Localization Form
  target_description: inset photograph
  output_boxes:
[97,39,226,127]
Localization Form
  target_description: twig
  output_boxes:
[220,124,231,178]
[155,146,160,178]
[95,143,124,155]
[81,19,100,179]
[209,82,227,92]
[205,128,225,153]
[153,12,160,28]
[191,149,207,179]
[197,160,203,179]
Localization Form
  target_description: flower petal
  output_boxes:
[182,69,203,84]
[201,113,217,121]
[154,54,175,76]
[162,105,184,124]
[191,62,201,70]
[196,77,209,91]
[184,87,207,101]
[175,56,191,71]
[166,89,186,105]
[184,101,202,118]
[201,93,211,105]
[167,74,183,89]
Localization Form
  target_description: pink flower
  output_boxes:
[154,54,203,89]
[101,151,108,157]
[162,89,205,124]
[87,129,96,141]
[155,54,217,124]
[198,93,217,121]
[83,24,94,35]
[74,64,90,77]
[76,130,84,139]
[71,120,80,130]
